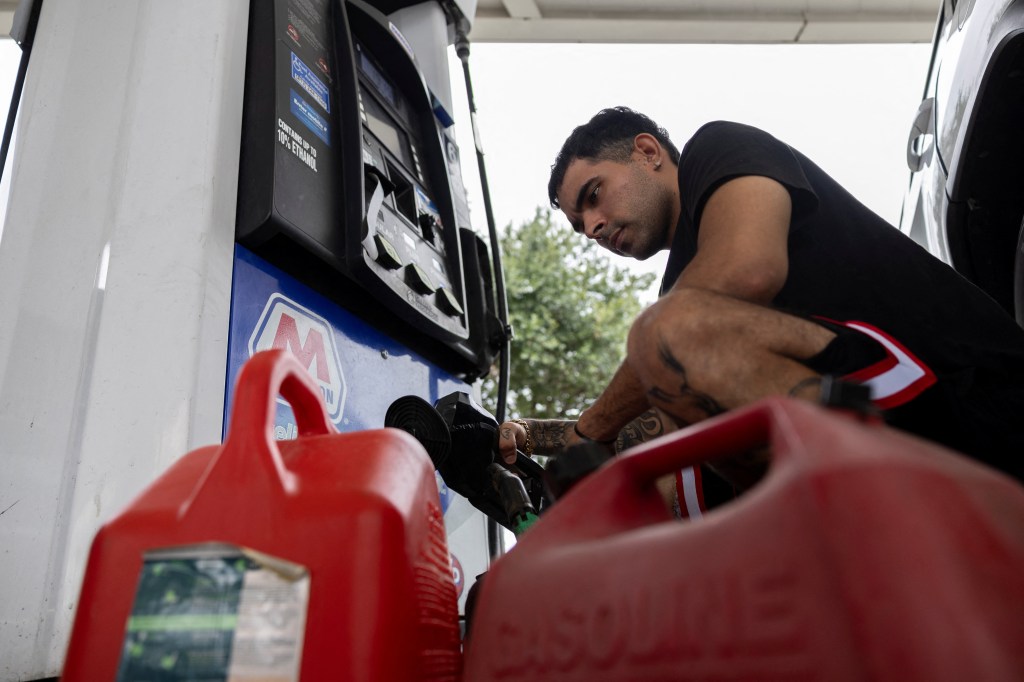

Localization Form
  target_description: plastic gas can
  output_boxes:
[63,350,460,681]
[465,397,1024,681]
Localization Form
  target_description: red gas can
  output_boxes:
[465,398,1024,681]
[62,350,460,681]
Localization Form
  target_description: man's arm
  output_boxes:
[672,175,792,302]
[573,360,651,441]
[571,176,794,438]
[497,408,675,463]
[499,175,795,461]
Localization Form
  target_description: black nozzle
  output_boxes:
[384,395,452,467]
[385,392,550,531]
[488,463,536,532]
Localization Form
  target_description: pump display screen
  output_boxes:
[358,47,395,107]
[363,94,413,168]
[356,42,419,169]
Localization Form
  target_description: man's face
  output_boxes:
[557,154,675,260]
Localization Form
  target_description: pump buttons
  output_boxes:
[373,235,402,270]
[405,263,435,294]
[436,287,464,317]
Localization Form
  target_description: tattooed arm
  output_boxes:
[497,419,575,461]
[497,408,674,463]
[574,361,652,442]
[616,408,674,450]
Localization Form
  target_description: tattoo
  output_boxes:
[522,408,665,457]
[649,339,726,420]
[500,426,513,441]
[647,385,677,403]
[530,420,574,455]
[617,409,665,451]
[658,341,686,374]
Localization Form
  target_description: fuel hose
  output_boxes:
[453,18,513,559]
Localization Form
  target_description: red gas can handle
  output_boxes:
[622,397,801,484]
[227,349,336,438]
[220,350,337,491]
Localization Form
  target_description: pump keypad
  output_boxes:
[405,263,435,294]
[373,235,402,269]
[436,287,464,316]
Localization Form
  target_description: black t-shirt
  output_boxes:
[661,121,1024,380]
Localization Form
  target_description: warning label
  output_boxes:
[290,51,329,113]
[278,118,318,173]
[285,0,328,60]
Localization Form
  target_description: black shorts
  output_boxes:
[803,318,1024,482]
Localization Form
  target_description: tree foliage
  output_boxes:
[483,209,656,419]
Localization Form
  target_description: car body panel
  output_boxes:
[900,0,1024,317]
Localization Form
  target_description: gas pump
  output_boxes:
[0,0,501,678]
[228,0,501,621]
[235,0,496,375]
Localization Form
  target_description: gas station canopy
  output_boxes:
[0,2,16,37]
[0,1,938,44]
[468,0,938,43]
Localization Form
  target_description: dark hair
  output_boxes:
[548,107,680,208]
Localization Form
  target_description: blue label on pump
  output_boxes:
[290,51,329,113]
[289,89,330,144]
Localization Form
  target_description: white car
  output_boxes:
[899,0,1024,324]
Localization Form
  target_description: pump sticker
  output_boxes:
[116,544,309,682]
[290,51,329,113]
[388,22,415,61]
[249,293,347,425]
[277,118,319,173]
[289,89,330,145]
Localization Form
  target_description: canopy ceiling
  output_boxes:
[468,0,939,43]
[0,1,939,48]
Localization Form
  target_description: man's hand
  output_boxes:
[496,419,582,464]
[497,420,528,464]
[497,409,673,464]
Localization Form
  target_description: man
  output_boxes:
[498,107,1024,512]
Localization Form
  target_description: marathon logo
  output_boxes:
[249,294,347,423]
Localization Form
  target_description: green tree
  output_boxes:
[484,209,656,419]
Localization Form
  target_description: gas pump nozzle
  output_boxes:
[487,463,539,535]
[385,392,549,533]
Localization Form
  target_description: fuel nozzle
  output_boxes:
[385,392,549,532]
[488,464,538,535]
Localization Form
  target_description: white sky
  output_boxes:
[446,42,934,299]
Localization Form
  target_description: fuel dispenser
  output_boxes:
[228,0,501,614]
[235,0,495,374]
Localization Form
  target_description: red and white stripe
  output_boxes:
[674,319,934,520]
[838,320,936,409]
[676,465,705,519]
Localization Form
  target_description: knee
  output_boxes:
[627,287,718,362]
